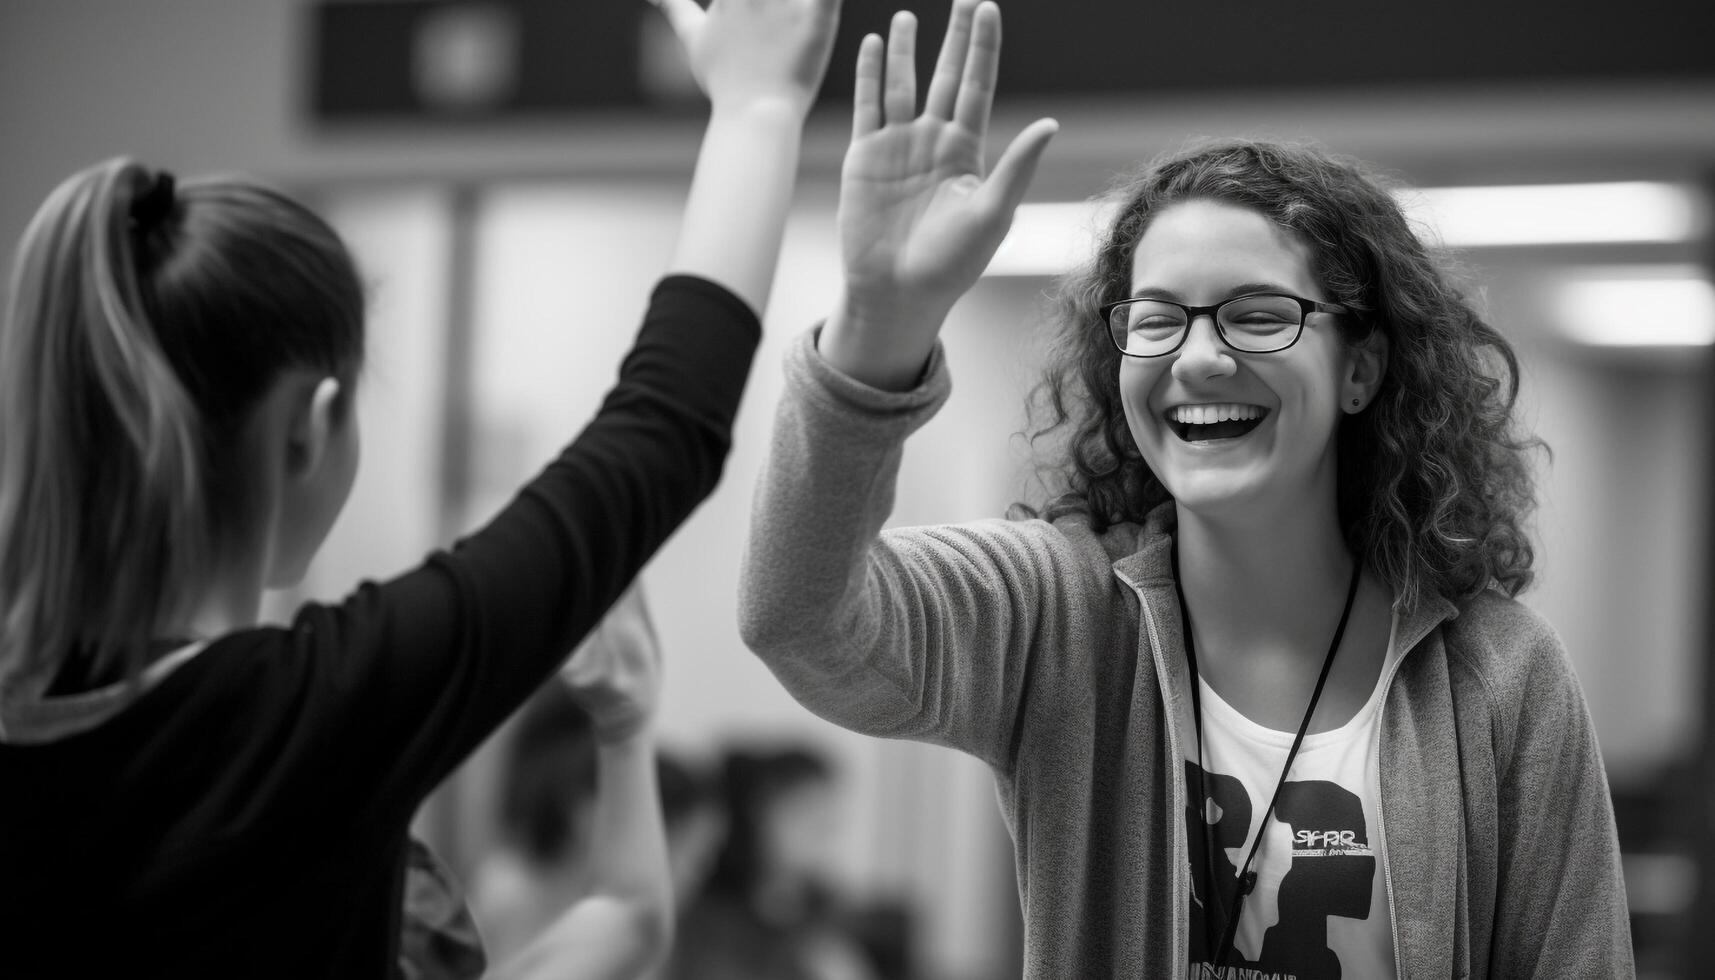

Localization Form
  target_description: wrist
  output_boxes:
[707,93,810,130]
[834,286,951,334]
[817,291,947,391]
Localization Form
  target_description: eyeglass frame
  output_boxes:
[1100,291,1352,358]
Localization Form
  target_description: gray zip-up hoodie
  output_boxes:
[739,330,1633,979]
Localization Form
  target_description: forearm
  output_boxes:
[739,330,967,739]
[740,329,945,650]
[816,288,948,391]
[587,731,672,925]
[737,338,1049,766]
[667,100,806,315]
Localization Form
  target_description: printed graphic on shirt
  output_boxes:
[1185,761,1376,979]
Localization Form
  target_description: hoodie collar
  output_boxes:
[1111,501,1458,650]
[0,641,207,745]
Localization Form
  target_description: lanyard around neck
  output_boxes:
[1171,542,1362,975]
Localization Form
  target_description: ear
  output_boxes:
[285,376,344,481]
[1343,329,1389,413]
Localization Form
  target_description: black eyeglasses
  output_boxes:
[1101,292,1350,357]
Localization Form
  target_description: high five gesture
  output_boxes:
[652,0,841,116]
[821,0,1058,390]
[655,0,843,312]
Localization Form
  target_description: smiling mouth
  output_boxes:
[1166,403,1269,442]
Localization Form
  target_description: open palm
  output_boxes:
[839,1,1057,322]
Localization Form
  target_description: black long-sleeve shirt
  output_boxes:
[0,275,759,978]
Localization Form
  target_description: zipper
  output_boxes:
[1131,575,1189,979]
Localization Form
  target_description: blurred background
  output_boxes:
[3,1,1712,977]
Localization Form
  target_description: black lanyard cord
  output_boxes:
[1172,543,1363,975]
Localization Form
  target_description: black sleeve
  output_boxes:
[269,274,760,823]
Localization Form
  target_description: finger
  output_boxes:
[853,32,884,139]
[952,0,1000,136]
[923,0,977,120]
[978,117,1059,218]
[647,0,705,44]
[883,11,917,125]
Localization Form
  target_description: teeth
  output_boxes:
[1168,403,1264,425]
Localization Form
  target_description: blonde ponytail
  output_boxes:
[0,160,212,696]
[0,158,364,696]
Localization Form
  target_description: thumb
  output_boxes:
[979,117,1059,221]
[648,0,706,45]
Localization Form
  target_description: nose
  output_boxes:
[1170,314,1236,382]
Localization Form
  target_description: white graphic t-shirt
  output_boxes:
[1183,613,1402,980]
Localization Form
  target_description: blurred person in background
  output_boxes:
[435,586,655,974]
[635,750,730,980]
[404,586,667,980]
[462,585,678,980]
[655,751,730,918]
[438,586,736,980]
[468,667,602,962]
[0,0,841,974]
[668,745,906,980]
[738,0,1630,977]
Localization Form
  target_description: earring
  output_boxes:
[1350,398,1360,408]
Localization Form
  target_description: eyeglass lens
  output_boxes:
[1109,294,1305,355]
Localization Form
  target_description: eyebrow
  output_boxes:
[1125,281,1301,302]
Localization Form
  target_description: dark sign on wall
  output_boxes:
[310,0,652,120]
[308,0,1715,124]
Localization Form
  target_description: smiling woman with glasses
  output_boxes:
[737,30,1632,977]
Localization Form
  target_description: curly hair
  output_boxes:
[1020,139,1545,610]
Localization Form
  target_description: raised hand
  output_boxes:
[652,0,842,116]
[559,584,661,743]
[821,0,1058,390]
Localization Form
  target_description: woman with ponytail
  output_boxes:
[0,0,841,975]
[0,166,364,705]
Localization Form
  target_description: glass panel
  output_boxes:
[1218,294,1303,342]
[1112,299,1187,354]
